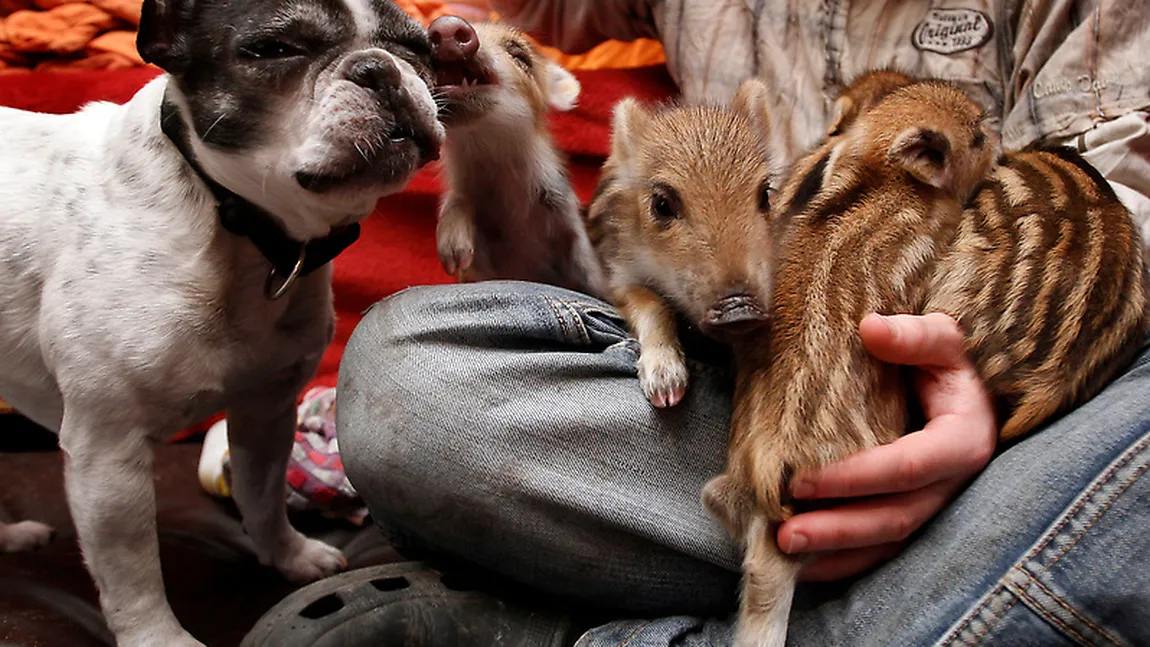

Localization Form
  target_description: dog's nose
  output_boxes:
[428,15,478,63]
[344,56,403,92]
[701,293,769,339]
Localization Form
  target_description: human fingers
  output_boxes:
[789,413,995,500]
[779,478,957,554]
[858,312,967,369]
[796,542,905,582]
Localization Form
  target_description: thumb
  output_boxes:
[859,313,967,368]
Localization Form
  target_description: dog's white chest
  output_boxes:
[0,79,333,435]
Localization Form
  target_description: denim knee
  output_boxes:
[335,282,740,616]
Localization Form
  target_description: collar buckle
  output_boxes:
[264,247,306,300]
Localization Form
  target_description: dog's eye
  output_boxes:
[758,181,772,213]
[649,184,683,225]
[397,36,431,59]
[239,39,306,60]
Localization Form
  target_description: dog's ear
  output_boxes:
[137,0,189,72]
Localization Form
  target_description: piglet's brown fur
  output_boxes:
[587,79,777,408]
[436,22,605,296]
[704,72,1149,647]
[704,80,998,647]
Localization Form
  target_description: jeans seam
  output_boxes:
[1014,567,1126,647]
[543,295,576,344]
[1026,433,1150,568]
[616,624,649,647]
[1010,582,1096,647]
[940,585,1019,645]
[560,299,593,345]
[940,429,1150,646]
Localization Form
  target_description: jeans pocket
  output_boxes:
[546,296,632,348]
[940,429,1150,647]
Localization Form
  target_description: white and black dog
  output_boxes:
[0,0,463,644]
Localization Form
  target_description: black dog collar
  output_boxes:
[159,94,360,299]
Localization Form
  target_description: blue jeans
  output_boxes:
[337,281,1150,646]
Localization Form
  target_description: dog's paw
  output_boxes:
[275,535,348,583]
[437,215,476,278]
[0,520,55,552]
[637,347,689,408]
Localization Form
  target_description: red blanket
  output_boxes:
[0,65,678,436]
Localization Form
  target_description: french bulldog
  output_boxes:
[0,0,466,644]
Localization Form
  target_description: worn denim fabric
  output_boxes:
[337,281,1150,647]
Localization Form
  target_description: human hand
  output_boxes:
[776,312,998,582]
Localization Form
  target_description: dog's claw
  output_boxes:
[0,520,56,553]
[275,535,348,583]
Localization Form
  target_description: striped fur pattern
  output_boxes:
[928,147,1149,439]
[704,73,1148,647]
[586,79,777,408]
[823,69,915,138]
[703,80,1001,647]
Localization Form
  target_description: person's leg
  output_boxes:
[339,280,1150,646]
[337,281,741,617]
[783,338,1150,646]
[579,341,1150,646]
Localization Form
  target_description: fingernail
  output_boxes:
[791,479,815,499]
[878,314,898,339]
[786,532,808,554]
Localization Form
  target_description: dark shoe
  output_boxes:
[241,561,580,647]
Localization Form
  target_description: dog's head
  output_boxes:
[138,0,446,239]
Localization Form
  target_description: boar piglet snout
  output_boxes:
[701,292,769,339]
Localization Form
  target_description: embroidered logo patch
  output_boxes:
[912,9,993,55]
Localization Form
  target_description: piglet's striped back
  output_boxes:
[928,147,1149,440]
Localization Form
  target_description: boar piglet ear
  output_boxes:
[609,97,649,164]
[888,127,954,192]
[730,78,772,145]
[544,61,581,112]
[824,95,855,138]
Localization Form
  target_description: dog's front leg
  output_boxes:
[226,384,346,582]
[60,414,203,647]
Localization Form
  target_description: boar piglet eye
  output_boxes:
[758,181,772,213]
[649,184,683,224]
[505,40,533,70]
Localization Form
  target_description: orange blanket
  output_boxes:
[0,0,141,72]
[405,1,665,70]
[0,0,663,73]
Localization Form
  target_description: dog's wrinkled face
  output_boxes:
[139,0,445,239]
